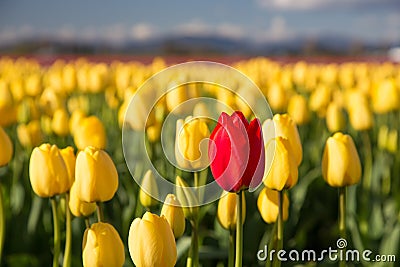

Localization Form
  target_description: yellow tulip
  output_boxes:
[345,90,373,131]
[166,83,198,115]
[287,94,310,125]
[146,122,161,143]
[175,176,199,219]
[175,117,210,170]
[75,146,118,202]
[123,89,156,131]
[128,212,177,267]
[378,125,389,151]
[0,105,17,127]
[24,73,42,97]
[17,120,43,148]
[69,109,86,136]
[322,132,361,187]
[52,108,70,137]
[387,129,398,154]
[29,144,69,197]
[217,191,246,230]
[59,146,76,189]
[309,84,331,117]
[325,102,345,133]
[0,126,13,166]
[263,137,298,191]
[73,116,106,150]
[262,113,302,166]
[372,78,399,114]
[139,170,159,209]
[82,222,125,267]
[257,187,289,224]
[161,194,186,238]
[267,82,288,112]
[68,182,96,217]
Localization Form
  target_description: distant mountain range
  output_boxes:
[0,33,397,56]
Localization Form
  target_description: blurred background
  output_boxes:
[1,0,399,61]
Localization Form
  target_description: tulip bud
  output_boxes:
[175,176,199,219]
[372,79,399,114]
[17,120,43,149]
[309,84,331,117]
[175,117,210,170]
[322,132,361,187]
[263,137,298,191]
[69,182,96,217]
[161,194,186,238]
[217,191,246,230]
[128,212,177,267]
[146,123,161,143]
[287,94,310,125]
[267,82,288,112]
[166,83,197,115]
[75,147,118,202]
[0,126,13,166]
[325,102,345,133]
[263,113,302,166]
[139,170,159,209]
[59,146,76,189]
[52,108,70,137]
[346,90,373,131]
[257,187,289,224]
[69,109,86,136]
[82,222,125,267]
[378,125,389,151]
[73,116,106,150]
[29,143,70,197]
[387,129,398,154]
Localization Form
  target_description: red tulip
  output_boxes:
[208,111,265,192]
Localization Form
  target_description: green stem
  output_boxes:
[84,217,90,229]
[339,187,347,267]
[228,229,235,267]
[235,191,243,267]
[273,191,284,267]
[187,219,199,267]
[51,197,60,267]
[96,203,103,222]
[194,171,199,201]
[0,184,4,264]
[63,194,71,267]
[361,131,373,191]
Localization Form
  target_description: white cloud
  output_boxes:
[252,16,294,42]
[255,0,389,11]
[130,23,156,41]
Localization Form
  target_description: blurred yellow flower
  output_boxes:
[217,191,246,230]
[322,132,361,187]
[287,94,310,125]
[139,170,159,209]
[257,187,289,224]
[73,116,106,150]
[128,212,177,267]
[325,102,345,133]
[161,194,186,238]
[75,146,118,202]
[52,108,70,137]
[0,126,13,166]
[29,143,69,197]
[371,78,399,114]
[82,222,125,267]
[17,120,43,148]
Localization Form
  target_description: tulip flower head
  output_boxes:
[161,194,186,238]
[322,132,361,187]
[139,170,159,209]
[208,111,265,192]
[0,126,13,166]
[257,187,289,224]
[69,182,96,217]
[217,191,246,230]
[128,212,177,267]
[29,143,70,197]
[83,222,125,267]
[75,146,118,202]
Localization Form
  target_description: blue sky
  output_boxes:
[0,0,399,45]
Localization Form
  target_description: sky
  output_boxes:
[0,0,399,45]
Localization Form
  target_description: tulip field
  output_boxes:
[0,56,399,267]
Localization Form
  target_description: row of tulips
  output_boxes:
[0,56,399,266]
